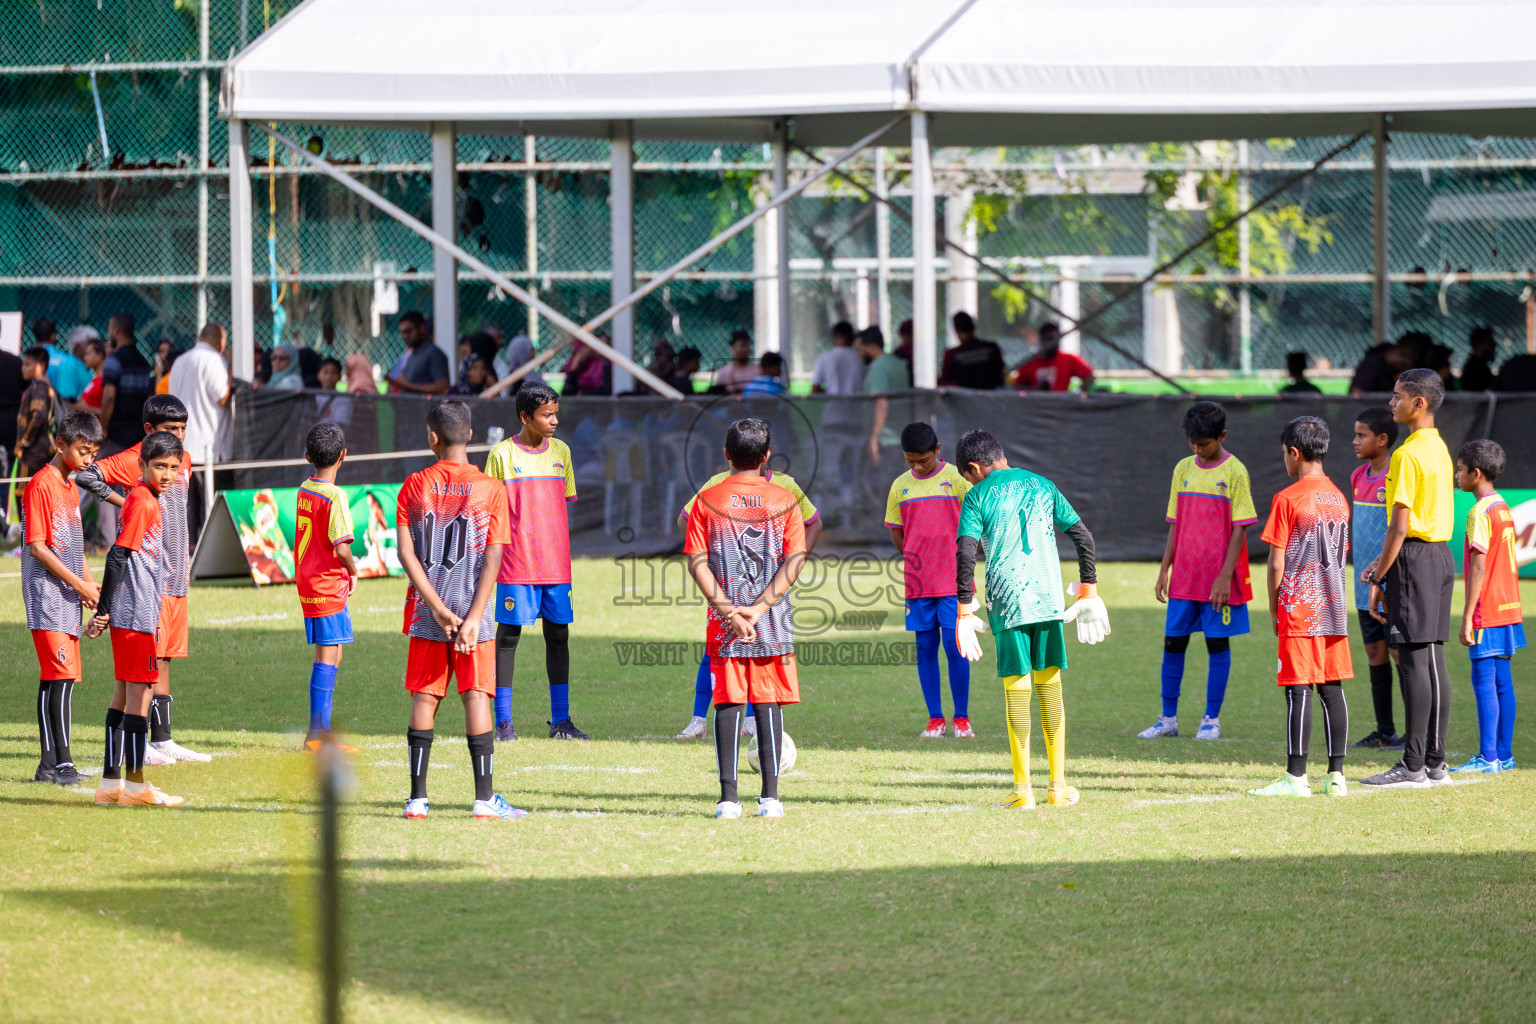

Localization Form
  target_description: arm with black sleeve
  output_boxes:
[75,461,127,508]
[88,544,130,637]
[1062,519,1110,644]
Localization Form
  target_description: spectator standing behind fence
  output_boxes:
[0,341,23,524]
[713,330,761,393]
[35,318,92,404]
[939,312,1005,390]
[743,352,788,396]
[74,335,107,414]
[1012,323,1094,392]
[170,323,232,470]
[266,344,305,390]
[345,350,377,394]
[99,314,155,454]
[1281,351,1322,395]
[861,327,909,462]
[667,347,702,395]
[811,321,865,395]
[387,311,450,396]
[16,348,57,478]
[1460,328,1498,392]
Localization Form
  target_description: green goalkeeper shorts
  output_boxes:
[994,619,1067,679]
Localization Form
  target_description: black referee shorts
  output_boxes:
[1384,538,1454,645]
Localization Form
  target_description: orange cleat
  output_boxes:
[920,717,947,739]
[952,717,975,738]
[117,783,185,808]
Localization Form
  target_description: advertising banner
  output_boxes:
[1451,488,1536,578]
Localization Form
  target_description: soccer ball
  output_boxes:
[746,731,797,774]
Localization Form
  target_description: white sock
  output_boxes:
[125,780,147,794]
[100,777,123,790]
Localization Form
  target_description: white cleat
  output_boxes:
[740,716,757,738]
[153,739,212,762]
[675,715,708,740]
[1137,715,1179,739]
[756,797,785,818]
[403,797,429,819]
[714,800,743,819]
[142,743,176,766]
[1194,716,1221,740]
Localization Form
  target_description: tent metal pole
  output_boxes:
[910,110,937,388]
[196,0,209,327]
[431,122,459,381]
[525,133,539,346]
[254,123,684,400]
[1237,139,1251,374]
[875,147,892,343]
[1372,114,1392,345]
[228,119,255,380]
[773,122,792,355]
[610,120,635,393]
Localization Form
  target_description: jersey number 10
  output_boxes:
[417,511,469,572]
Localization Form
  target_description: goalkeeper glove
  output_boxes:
[1063,581,1111,645]
[956,599,988,662]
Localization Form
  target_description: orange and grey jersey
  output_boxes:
[20,467,86,636]
[108,483,166,635]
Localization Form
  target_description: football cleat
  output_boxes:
[117,783,185,807]
[1351,729,1396,749]
[1047,783,1080,806]
[920,717,947,739]
[1137,715,1178,739]
[1194,716,1221,740]
[54,763,83,787]
[495,721,517,742]
[740,716,757,738]
[1448,755,1501,774]
[548,719,590,741]
[1322,771,1348,796]
[998,791,1036,810]
[1360,761,1430,789]
[1501,758,1517,771]
[952,717,975,738]
[303,738,360,755]
[142,743,176,767]
[1384,734,1405,750]
[94,781,123,805]
[675,715,708,740]
[403,797,430,819]
[756,797,785,818]
[714,800,743,819]
[1425,764,1452,785]
[1247,773,1312,798]
[33,761,58,784]
[472,794,527,819]
[153,739,212,762]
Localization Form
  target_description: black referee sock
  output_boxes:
[122,714,149,783]
[36,681,54,771]
[47,680,74,767]
[102,707,125,780]
[1285,686,1312,777]
[466,730,494,802]
[714,703,742,804]
[150,694,173,744]
[753,702,783,801]
[1317,681,1348,774]
[1368,662,1395,736]
[407,728,434,800]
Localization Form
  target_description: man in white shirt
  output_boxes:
[169,323,232,535]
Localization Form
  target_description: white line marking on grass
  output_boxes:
[360,605,398,614]
[206,612,289,625]
[199,803,318,814]
[848,804,983,816]
[1133,793,1244,807]
[514,764,649,774]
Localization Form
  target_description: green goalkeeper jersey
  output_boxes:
[958,466,1081,630]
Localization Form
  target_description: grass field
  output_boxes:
[1,557,1533,1024]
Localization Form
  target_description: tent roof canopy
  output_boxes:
[222,0,1536,145]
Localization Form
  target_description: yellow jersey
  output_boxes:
[1384,427,1453,542]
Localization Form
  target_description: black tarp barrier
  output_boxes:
[232,389,1536,561]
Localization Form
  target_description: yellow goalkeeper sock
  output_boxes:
[1004,674,1033,803]
[1034,668,1066,786]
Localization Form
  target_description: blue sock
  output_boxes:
[1494,656,1517,763]
[1160,646,1185,718]
[1205,648,1231,719]
[941,626,970,718]
[692,652,712,718]
[914,628,943,718]
[549,683,570,724]
[495,686,513,727]
[308,662,337,735]
[1470,656,1501,762]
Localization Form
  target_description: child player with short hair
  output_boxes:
[484,382,587,742]
[685,417,808,819]
[1141,401,1256,741]
[296,422,359,751]
[21,411,104,786]
[953,429,1107,809]
[398,400,524,820]
[1250,416,1352,798]
[89,430,187,807]
[1450,439,1523,773]
[77,394,210,764]
[1349,407,1403,749]
[885,422,973,738]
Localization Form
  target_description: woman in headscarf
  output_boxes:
[345,350,376,394]
[494,334,544,393]
[266,343,305,390]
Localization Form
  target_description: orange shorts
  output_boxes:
[156,594,189,659]
[111,627,161,684]
[1277,634,1354,686]
[404,637,496,698]
[710,654,800,706]
[31,629,81,681]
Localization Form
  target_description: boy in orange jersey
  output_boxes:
[295,422,359,751]
[1450,440,1524,773]
[88,431,186,807]
[21,411,104,786]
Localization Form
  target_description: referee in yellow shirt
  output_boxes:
[1363,368,1455,788]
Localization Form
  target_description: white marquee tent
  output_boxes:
[222,0,1536,389]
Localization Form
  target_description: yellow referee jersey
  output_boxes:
[1384,426,1454,542]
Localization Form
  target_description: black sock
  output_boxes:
[407,728,434,800]
[1368,662,1395,735]
[122,713,149,783]
[47,679,74,767]
[1317,681,1348,774]
[36,681,54,770]
[467,730,494,802]
[714,703,742,803]
[1427,642,1451,770]
[150,693,173,744]
[753,702,783,801]
[544,620,570,688]
[103,707,125,780]
[1285,685,1312,777]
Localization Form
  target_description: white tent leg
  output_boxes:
[875,146,892,344]
[228,119,255,380]
[773,123,791,355]
[911,111,937,388]
[610,120,635,393]
[1372,113,1391,345]
[944,187,976,346]
[431,123,458,380]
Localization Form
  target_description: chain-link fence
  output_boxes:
[5,1,1536,384]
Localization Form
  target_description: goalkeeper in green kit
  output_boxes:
[953,430,1109,809]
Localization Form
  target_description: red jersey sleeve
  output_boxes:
[395,474,418,530]
[683,501,710,556]
[116,490,157,552]
[1260,490,1292,550]
[95,445,141,488]
[781,502,806,556]
[486,480,512,547]
[21,475,53,547]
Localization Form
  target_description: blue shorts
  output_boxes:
[304,608,355,646]
[495,583,574,626]
[905,595,957,632]
[1470,622,1526,660]
[1165,598,1249,638]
